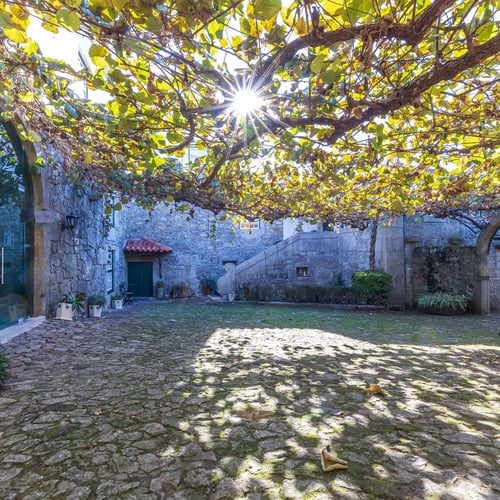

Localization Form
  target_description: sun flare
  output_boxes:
[229,88,265,117]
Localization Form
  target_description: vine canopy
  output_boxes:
[0,0,499,224]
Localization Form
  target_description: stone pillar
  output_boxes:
[474,216,500,314]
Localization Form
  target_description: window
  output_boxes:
[106,249,114,292]
[296,267,308,277]
[3,229,14,247]
[239,220,260,231]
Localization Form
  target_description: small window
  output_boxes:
[239,220,260,231]
[296,267,308,277]
[106,249,115,292]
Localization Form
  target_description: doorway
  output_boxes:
[0,123,32,329]
[127,262,153,297]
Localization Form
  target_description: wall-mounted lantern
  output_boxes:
[62,213,79,232]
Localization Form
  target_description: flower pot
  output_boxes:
[112,299,123,309]
[56,302,73,320]
[156,286,164,299]
[88,305,103,317]
[8,303,27,321]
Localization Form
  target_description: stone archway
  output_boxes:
[0,104,45,318]
[474,215,500,314]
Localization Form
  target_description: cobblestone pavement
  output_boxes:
[0,301,499,499]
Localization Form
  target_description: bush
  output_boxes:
[241,283,358,304]
[283,285,354,304]
[352,271,393,305]
[417,292,469,313]
[0,348,9,391]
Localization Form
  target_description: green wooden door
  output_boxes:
[127,262,153,297]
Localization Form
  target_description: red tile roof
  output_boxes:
[124,237,172,254]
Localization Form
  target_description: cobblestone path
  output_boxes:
[0,301,499,499]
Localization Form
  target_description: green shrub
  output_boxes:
[417,292,469,313]
[352,271,393,305]
[0,348,9,391]
[242,283,357,304]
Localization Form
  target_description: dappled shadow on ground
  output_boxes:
[0,301,498,499]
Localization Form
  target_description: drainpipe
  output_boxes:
[402,215,407,310]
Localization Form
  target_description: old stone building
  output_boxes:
[1,113,499,337]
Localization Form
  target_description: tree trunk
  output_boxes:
[369,217,378,272]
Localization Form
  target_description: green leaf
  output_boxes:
[321,69,339,84]
[254,0,281,21]
[88,44,109,67]
[477,21,498,42]
[56,8,81,32]
[64,103,80,119]
[310,54,324,74]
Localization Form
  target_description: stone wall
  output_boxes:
[31,148,500,313]
[488,242,500,312]
[234,222,410,307]
[231,216,500,310]
[410,246,476,302]
[38,151,125,314]
[235,232,339,291]
[120,204,283,295]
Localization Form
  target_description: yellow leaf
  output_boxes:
[3,27,27,43]
[27,130,42,142]
[319,0,344,17]
[294,18,310,35]
[19,92,35,102]
[368,384,387,396]
[22,40,40,57]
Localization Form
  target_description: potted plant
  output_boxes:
[171,282,191,298]
[111,294,123,309]
[7,295,27,322]
[87,294,106,317]
[155,280,165,299]
[200,277,217,296]
[56,293,86,320]
[417,292,470,315]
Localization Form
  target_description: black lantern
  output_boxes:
[62,213,79,231]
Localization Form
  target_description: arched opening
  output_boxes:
[0,122,33,327]
[474,216,500,314]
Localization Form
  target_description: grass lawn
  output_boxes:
[140,301,500,346]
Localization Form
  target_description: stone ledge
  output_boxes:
[0,316,46,345]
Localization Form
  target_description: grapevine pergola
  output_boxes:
[0,0,499,224]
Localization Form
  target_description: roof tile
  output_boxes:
[124,237,172,254]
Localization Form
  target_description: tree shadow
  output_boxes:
[0,301,498,499]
